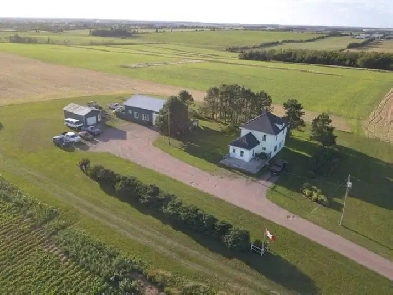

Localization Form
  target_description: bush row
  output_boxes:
[80,159,251,252]
[239,48,393,71]
[300,183,329,207]
[347,38,374,49]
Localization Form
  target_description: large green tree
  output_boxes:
[200,84,272,125]
[311,113,337,146]
[177,90,194,104]
[283,98,305,134]
[155,96,189,136]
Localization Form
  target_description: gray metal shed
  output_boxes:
[122,95,166,126]
[63,103,102,126]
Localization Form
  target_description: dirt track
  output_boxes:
[89,123,393,281]
[0,51,350,131]
[365,89,393,143]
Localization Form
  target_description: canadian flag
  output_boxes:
[265,229,276,241]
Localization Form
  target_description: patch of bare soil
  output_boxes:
[0,52,205,105]
[364,89,393,143]
[122,59,203,68]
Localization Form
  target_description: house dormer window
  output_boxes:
[262,135,266,141]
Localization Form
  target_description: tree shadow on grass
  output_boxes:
[0,122,3,130]
[99,183,318,294]
[175,125,237,166]
[279,135,393,211]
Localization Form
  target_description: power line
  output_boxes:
[339,174,352,226]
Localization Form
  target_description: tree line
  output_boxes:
[79,159,251,253]
[199,84,272,125]
[89,28,133,38]
[239,49,393,71]
[346,38,374,49]
[226,33,344,53]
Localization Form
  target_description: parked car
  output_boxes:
[78,131,95,141]
[81,125,101,136]
[60,131,82,143]
[52,135,71,147]
[64,118,83,130]
[270,159,288,175]
[108,103,121,110]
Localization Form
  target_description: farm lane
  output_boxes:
[90,123,393,281]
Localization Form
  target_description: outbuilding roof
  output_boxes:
[63,103,93,116]
[241,111,286,135]
[229,132,260,150]
[124,95,166,113]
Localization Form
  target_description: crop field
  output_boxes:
[0,95,391,294]
[0,42,391,126]
[136,30,323,49]
[0,209,105,293]
[349,39,393,53]
[271,36,363,50]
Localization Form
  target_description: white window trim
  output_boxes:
[240,151,244,157]
[134,112,139,119]
[142,114,150,121]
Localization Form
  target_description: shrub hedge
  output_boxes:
[300,183,329,207]
[81,159,252,252]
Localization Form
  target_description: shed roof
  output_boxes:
[123,95,166,113]
[229,132,260,150]
[63,103,93,116]
[241,111,286,135]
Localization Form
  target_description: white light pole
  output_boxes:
[339,175,352,226]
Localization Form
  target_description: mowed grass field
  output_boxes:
[0,41,392,124]
[350,39,393,53]
[0,205,105,293]
[153,119,393,260]
[270,36,363,50]
[0,95,391,294]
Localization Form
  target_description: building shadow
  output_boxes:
[97,183,318,294]
[97,126,127,142]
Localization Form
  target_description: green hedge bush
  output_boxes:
[82,160,251,253]
[300,183,329,207]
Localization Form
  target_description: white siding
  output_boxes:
[239,126,288,158]
[229,146,253,162]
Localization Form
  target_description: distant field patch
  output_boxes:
[138,30,324,49]
[271,37,363,51]
[350,40,393,53]
[122,59,204,68]
[365,88,393,142]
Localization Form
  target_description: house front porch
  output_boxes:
[219,153,270,174]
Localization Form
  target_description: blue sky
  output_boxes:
[1,0,392,28]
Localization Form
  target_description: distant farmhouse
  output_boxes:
[220,111,288,174]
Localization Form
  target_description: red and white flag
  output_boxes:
[265,229,276,241]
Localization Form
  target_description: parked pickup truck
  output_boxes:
[270,159,288,176]
[60,131,82,143]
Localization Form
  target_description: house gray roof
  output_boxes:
[229,132,260,150]
[124,95,166,113]
[63,103,93,116]
[241,111,286,135]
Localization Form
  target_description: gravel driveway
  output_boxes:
[90,123,393,281]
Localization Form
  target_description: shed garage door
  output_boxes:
[86,116,97,126]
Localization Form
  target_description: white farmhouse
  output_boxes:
[228,111,287,163]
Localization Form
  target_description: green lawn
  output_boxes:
[154,119,393,260]
[1,42,391,121]
[0,95,391,293]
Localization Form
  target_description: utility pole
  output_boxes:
[167,108,171,145]
[339,174,352,226]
